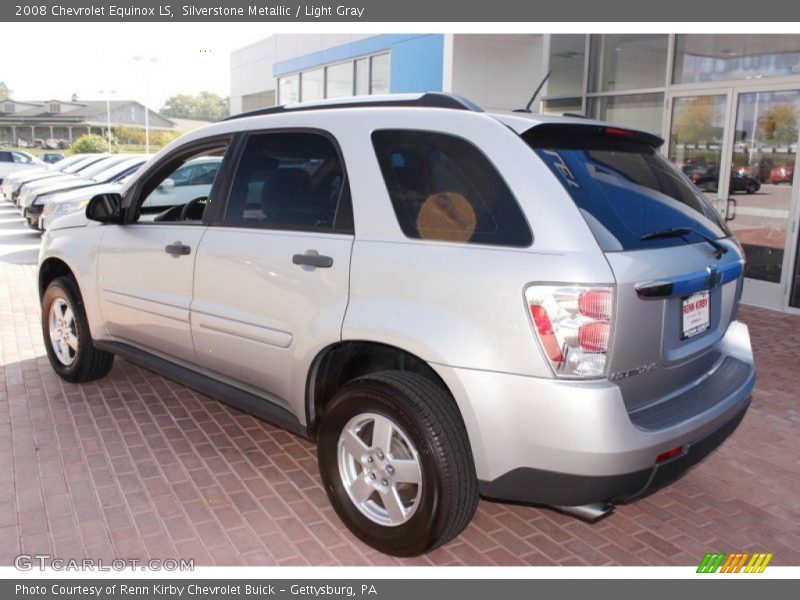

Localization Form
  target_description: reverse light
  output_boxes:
[525,285,615,379]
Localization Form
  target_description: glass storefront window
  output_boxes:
[673,35,800,85]
[326,62,354,99]
[547,35,586,97]
[541,97,583,116]
[278,74,299,105]
[728,90,800,284]
[588,93,665,135]
[589,34,668,93]
[371,54,390,95]
[667,95,727,203]
[300,68,324,102]
[355,58,370,95]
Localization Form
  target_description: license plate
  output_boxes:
[681,290,710,339]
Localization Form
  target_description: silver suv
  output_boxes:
[38,93,755,556]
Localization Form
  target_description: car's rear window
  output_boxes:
[372,130,532,247]
[523,124,731,252]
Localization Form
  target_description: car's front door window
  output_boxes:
[135,148,227,223]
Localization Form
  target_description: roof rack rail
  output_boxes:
[223,92,483,121]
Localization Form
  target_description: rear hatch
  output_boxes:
[522,123,744,413]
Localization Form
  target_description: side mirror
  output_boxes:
[86,193,125,224]
[159,178,175,190]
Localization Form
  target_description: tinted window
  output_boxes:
[371,130,532,246]
[0,151,12,162]
[12,152,32,164]
[524,124,731,252]
[223,132,351,233]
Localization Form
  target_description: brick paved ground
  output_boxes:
[1,202,799,566]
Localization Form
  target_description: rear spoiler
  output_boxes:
[522,123,664,150]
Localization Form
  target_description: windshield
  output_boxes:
[523,124,731,252]
[78,156,131,179]
[64,156,105,174]
[89,158,145,182]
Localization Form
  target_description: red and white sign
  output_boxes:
[682,290,711,339]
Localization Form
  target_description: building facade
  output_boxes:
[0,97,174,145]
[230,34,800,314]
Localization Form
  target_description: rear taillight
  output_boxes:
[525,285,615,379]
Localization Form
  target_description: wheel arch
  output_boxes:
[39,256,78,300]
[305,340,462,438]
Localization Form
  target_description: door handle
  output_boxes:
[292,250,333,268]
[165,241,191,257]
[725,197,737,222]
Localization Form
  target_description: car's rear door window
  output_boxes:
[523,124,732,251]
[371,130,532,246]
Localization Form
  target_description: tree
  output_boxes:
[674,97,722,145]
[758,103,798,146]
[160,91,229,121]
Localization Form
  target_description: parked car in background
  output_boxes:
[41,153,65,164]
[0,148,42,182]
[23,155,148,229]
[140,156,223,211]
[40,177,131,231]
[769,163,794,184]
[692,166,760,194]
[4,154,105,204]
[15,155,127,209]
[38,94,754,556]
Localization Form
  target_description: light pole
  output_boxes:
[99,89,115,152]
[133,55,159,154]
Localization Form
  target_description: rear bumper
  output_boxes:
[478,399,748,506]
[430,320,754,507]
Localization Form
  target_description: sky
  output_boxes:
[1,23,272,110]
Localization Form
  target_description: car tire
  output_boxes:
[746,183,756,194]
[42,276,114,383]
[317,371,478,556]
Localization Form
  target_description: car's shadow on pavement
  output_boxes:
[1,247,39,264]
[0,201,41,265]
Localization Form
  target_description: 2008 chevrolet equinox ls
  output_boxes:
[38,93,755,556]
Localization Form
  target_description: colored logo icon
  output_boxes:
[697,552,773,573]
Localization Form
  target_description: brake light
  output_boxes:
[526,285,615,379]
[605,127,635,137]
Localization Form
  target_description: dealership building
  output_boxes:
[230,34,800,314]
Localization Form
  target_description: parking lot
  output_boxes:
[1,200,799,567]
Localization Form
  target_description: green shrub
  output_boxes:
[71,134,110,154]
[114,126,146,145]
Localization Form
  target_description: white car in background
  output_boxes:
[18,155,136,211]
[0,149,43,181]
[4,154,106,204]
[40,157,222,229]
[29,156,148,229]
[141,156,222,209]
[41,180,127,231]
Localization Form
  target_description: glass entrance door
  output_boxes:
[727,89,800,309]
[667,93,730,210]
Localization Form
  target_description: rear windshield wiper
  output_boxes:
[640,226,728,259]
